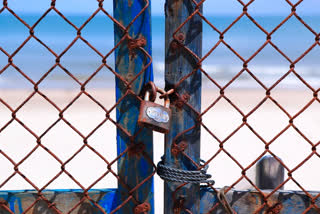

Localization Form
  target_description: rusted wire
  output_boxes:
[217,187,234,214]
[0,0,154,213]
[167,0,320,213]
[1,0,320,213]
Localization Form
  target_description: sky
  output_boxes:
[4,0,319,16]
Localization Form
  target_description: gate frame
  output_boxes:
[164,0,203,213]
[114,0,154,213]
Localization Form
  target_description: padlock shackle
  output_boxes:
[157,88,170,108]
[140,82,157,102]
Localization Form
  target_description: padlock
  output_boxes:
[138,82,171,133]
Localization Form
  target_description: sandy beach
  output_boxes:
[0,88,319,212]
[201,89,320,191]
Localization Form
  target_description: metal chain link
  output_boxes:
[0,0,154,213]
[166,0,320,212]
[157,157,215,184]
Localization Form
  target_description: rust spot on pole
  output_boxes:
[177,32,185,43]
[174,93,190,109]
[134,202,151,214]
[128,143,145,157]
[173,196,185,214]
[170,40,179,53]
[171,141,188,157]
[266,203,283,214]
[127,36,147,58]
[0,198,8,205]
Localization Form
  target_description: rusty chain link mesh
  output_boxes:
[0,0,155,213]
[168,0,320,213]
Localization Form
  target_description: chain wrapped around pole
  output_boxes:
[157,157,214,184]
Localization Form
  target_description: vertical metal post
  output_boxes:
[256,156,284,190]
[113,0,154,213]
[164,0,202,213]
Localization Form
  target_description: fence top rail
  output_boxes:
[0,189,116,213]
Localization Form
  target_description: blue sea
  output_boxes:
[1,13,319,89]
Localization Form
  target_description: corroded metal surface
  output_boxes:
[200,188,320,214]
[0,189,116,213]
[138,100,171,133]
[164,0,203,213]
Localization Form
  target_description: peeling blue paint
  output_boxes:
[0,189,117,213]
[114,0,154,213]
[200,188,320,213]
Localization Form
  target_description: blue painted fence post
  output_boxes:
[164,0,202,213]
[113,0,154,213]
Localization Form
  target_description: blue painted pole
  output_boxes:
[0,188,317,213]
[164,0,203,213]
[113,0,154,213]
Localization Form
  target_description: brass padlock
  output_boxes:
[138,82,171,133]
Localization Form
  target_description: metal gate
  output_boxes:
[0,0,154,213]
[1,0,320,213]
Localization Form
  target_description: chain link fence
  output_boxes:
[0,0,155,213]
[164,0,320,213]
[1,0,320,213]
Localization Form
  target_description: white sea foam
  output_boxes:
[0,61,318,89]
[154,61,320,89]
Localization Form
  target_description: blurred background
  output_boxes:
[1,0,319,89]
[1,0,320,213]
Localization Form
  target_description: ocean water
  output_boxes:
[1,13,319,89]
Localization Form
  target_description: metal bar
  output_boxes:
[113,0,154,213]
[0,189,116,213]
[256,155,285,190]
[164,0,202,213]
[200,187,320,213]
[2,188,320,214]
